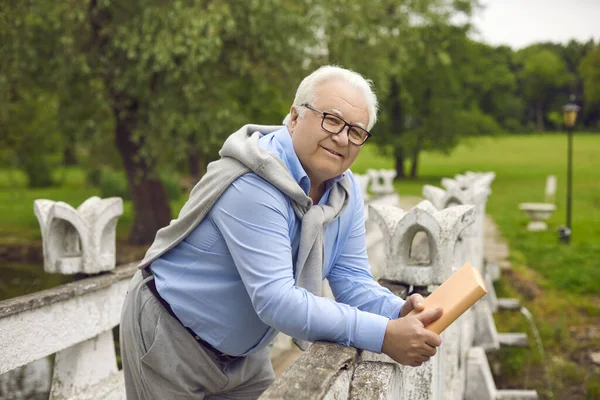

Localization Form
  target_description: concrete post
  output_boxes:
[365,200,475,399]
[34,197,123,274]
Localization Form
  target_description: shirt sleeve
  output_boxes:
[327,175,405,320]
[210,173,390,353]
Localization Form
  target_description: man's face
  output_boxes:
[288,80,369,187]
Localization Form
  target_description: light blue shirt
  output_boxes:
[152,127,405,356]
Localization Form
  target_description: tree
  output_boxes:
[2,0,322,244]
[516,46,571,131]
[580,44,600,103]
[322,0,488,178]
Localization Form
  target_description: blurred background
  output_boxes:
[0,1,599,398]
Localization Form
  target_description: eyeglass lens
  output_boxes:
[322,115,368,144]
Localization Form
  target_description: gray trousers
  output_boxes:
[120,270,275,400]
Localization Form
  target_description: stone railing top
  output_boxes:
[353,172,371,201]
[0,262,137,319]
[366,169,397,195]
[423,183,490,210]
[368,200,474,286]
[260,342,357,400]
[449,171,495,190]
[34,196,123,275]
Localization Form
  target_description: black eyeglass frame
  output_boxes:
[300,103,372,146]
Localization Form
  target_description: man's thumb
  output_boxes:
[415,307,443,327]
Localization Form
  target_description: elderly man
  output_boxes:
[120,65,443,400]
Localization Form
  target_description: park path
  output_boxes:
[271,195,513,377]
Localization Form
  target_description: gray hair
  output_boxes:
[283,65,378,130]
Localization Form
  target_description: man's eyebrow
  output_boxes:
[328,108,367,129]
[329,107,344,117]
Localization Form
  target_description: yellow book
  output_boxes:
[407,262,487,334]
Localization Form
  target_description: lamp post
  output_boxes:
[558,96,581,244]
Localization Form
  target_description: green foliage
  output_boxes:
[515,46,573,131]
[98,170,131,201]
[587,373,600,399]
[546,111,564,130]
[580,44,600,104]
[98,169,181,202]
[0,89,63,187]
[517,47,571,100]
[160,174,183,202]
[1,0,599,233]
[86,168,102,187]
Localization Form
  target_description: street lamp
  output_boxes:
[558,96,581,244]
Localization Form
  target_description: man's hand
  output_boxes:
[399,293,426,318]
[382,307,443,367]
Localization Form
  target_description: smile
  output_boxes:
[321,146,343,158]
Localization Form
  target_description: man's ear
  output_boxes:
[289,105,299,129]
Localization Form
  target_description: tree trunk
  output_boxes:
[113,104,171,245]
[63,143,78,166]
[410,135,424,179]
[410,86,431,179]
[390,77,405,179]
[89,1,170,245]
[536,100,545,132]
[394,149,405,179]
[188,135,201,180]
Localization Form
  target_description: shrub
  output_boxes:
[98,170,182,202]
[99,170,130,200]
[86,168,102,187]
[23,156,54,188]
[161,175,182,202]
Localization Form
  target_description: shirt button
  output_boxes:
[194,336,200,340]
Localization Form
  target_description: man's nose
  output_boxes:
[332,126,350,146]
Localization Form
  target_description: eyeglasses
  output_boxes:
[300,103,371,146]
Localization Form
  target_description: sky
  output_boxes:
[471,0,600,49]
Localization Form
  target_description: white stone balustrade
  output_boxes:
[422,183,504,359]
[0,184,540,400]
[367,169,397,195]
[353,172,371,201]
[466,347,538,400]
[450,171,496,191]
[422,183,490,273]
[424,176,529,351]
[0,263,136,400]
[367,200,476,400]
[368,200,475,287]
[34,196,123,274]
[0,195,127,400]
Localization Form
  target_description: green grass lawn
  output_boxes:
[0,168,187,243]
[1,133,599,398]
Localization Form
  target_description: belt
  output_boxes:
[141,267,242,363]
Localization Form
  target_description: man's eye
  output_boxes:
[349,128,363,139]
[324,116,342,126]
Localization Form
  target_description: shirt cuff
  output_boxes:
[353,312,390,353]
[383,297,406,320]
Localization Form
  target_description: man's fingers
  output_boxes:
[424,331,442,348]
[415,307,443,327]
[420,344,437,358]
[410,294,425,311]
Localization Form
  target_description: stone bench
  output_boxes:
[518,175,557,231]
